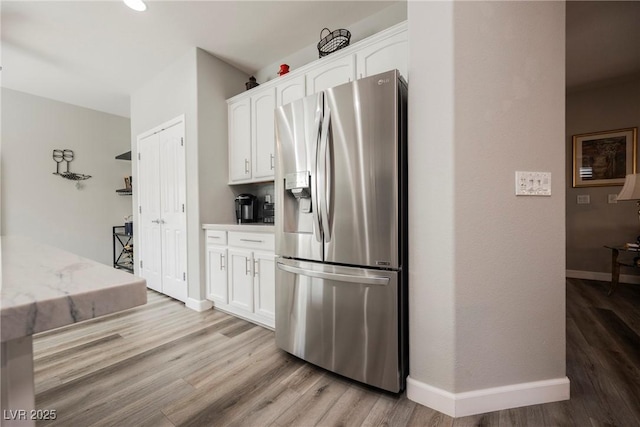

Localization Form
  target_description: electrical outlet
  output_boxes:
[608,194,618,204]
[577,195,590,204]
[515,171,551,196]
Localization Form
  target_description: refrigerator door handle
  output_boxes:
[312,94,324,243]
[276,262,389,286]
[318,106,332,243]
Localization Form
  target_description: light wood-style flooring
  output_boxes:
[33,278,640,426]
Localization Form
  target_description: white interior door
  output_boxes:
[158,122,187,302]
[137,118,187,303]
[138,133,162,293]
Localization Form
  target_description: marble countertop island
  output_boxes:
[1,236,147,342]
[1,236,147,426]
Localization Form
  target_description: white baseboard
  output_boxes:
[566,269,640,285]
[185,298,213,312]
[406,376,570,418]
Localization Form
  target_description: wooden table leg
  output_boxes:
[609,248,621,296]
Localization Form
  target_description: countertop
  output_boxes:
[1,236,147,342]
[202,223,275,233]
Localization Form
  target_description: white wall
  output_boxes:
[130,47,245,302]
[130,48,198,297]
[1,88,132,265]
[407,0,567,415]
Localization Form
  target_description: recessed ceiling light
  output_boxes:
[123,0,147,12]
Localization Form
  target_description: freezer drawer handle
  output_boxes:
[276,262,389,286]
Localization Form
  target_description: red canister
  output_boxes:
[278,64,290,76]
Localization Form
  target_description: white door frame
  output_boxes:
[135,115,188,302]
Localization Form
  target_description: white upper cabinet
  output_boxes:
[228,88,276,184]
[277,75,306,107]
[228,98,252,182]
[305,54,355,95]
[355,30,408,80]
[251,88,276,180]
[226,21,408,185]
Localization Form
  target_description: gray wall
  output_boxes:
[566,74,640,276]
[130,47,245,302]
[408,0,566,395]
[1,88,132,265]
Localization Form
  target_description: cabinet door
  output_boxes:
[228,98,252,182]
[277,75,306,107]
[306,55,355,95]
[137,132,163,293]
[206,246,228,305]
[356,31,408,80]
[251,88,276,180]
[228,249,254,313]
[253,251,275,325]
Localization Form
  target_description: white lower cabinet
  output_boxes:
[205,229,275,329]
[253,251,276,320]
[206,245,227,304]
[228,248,254,312]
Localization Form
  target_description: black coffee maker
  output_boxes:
[235,194,258,223]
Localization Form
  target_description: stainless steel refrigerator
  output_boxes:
[274,69,408,393]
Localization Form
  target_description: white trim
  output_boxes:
[406,376,570,418]
[185,298,213,312]
[566,269,640,285]
[137,114,186,140]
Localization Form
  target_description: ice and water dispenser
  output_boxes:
[285,171,312,212]
[282,171,317,235]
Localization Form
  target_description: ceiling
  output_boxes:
[2,1,639,118]
[1,1,399,117]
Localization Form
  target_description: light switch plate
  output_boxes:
[515,171,551,196]
[608,194,618,204]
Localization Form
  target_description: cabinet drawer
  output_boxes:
[228,231,274,251]
[206,230,227,245]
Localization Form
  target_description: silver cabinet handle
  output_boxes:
[151,219,160,224]
[244,159,250,174]
[253,259,259,277]
[270,153,275,170]
[219,253,225,270]
[245,257,251,275]
[240,238,263,243]
[208,235,220,239]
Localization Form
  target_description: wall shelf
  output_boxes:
[115,151,132,160]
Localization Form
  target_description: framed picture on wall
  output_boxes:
[572,127,638,187]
